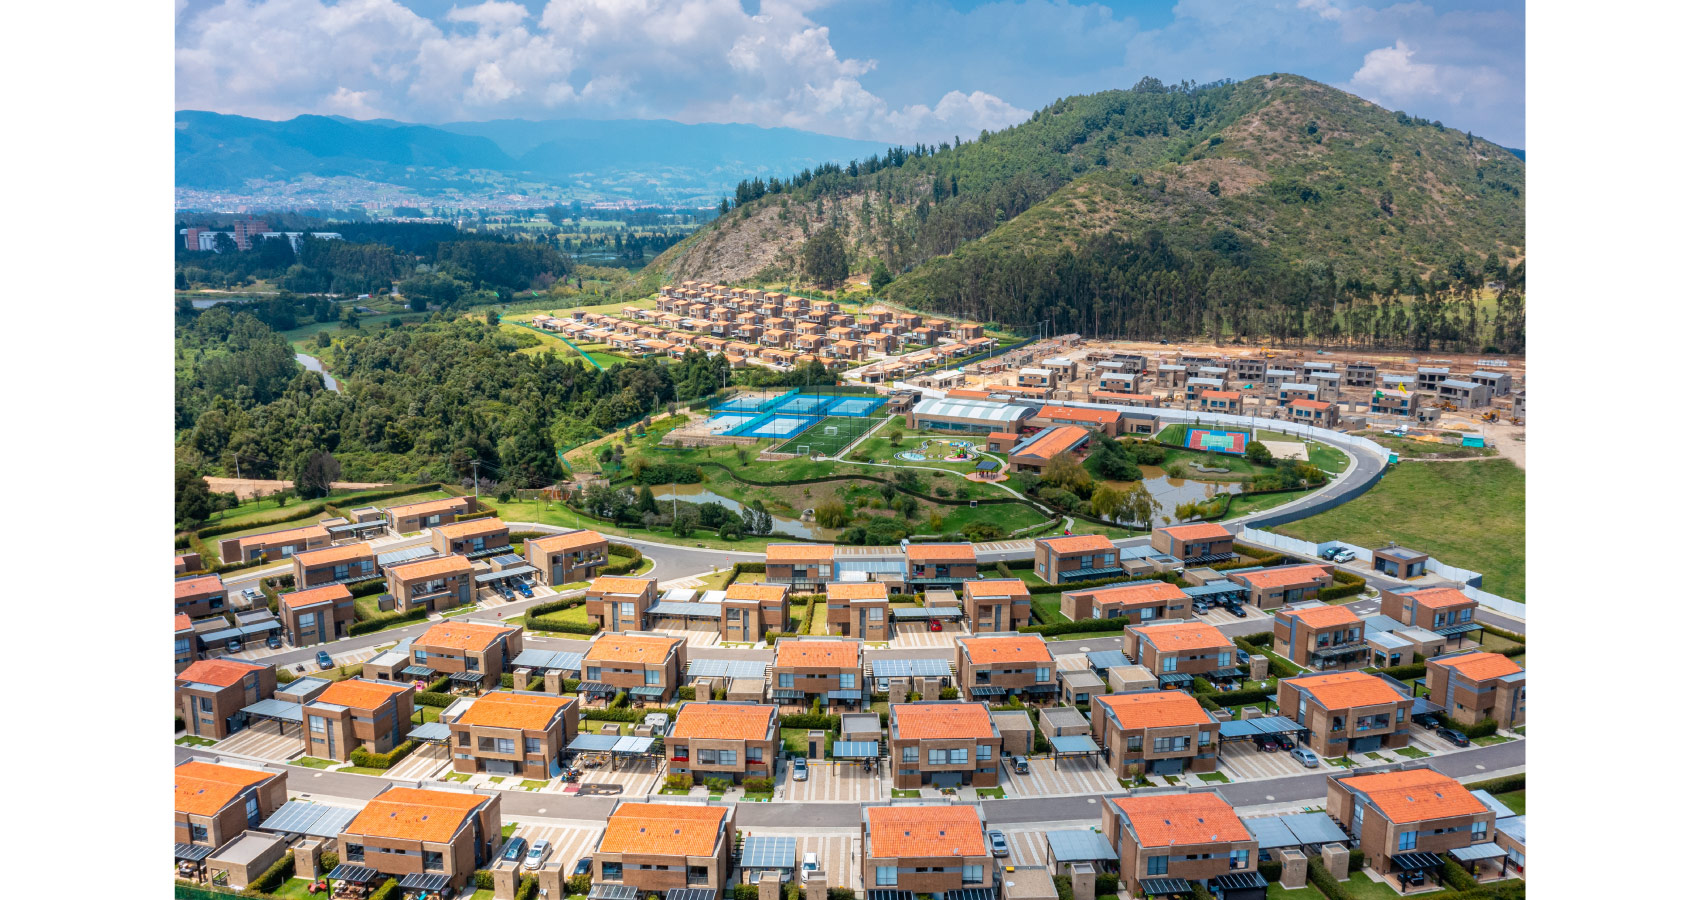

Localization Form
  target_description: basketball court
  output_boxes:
[1184,427,1250,455]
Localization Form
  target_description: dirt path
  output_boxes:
[203,477,390,501]
[1478,421,1527,469]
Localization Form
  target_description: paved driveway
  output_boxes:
[1217,741,1315,781]
[889,624,966,648]
[388,743,452,780]
[564,757,660,797]
[1000,829,1051,867]
[508,820,605,869]
[214,722,304,761]
[1003,756,1121,797]
[788,833,862,893]
[783,760,884,803]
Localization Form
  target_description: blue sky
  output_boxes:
[176,1,1525,147]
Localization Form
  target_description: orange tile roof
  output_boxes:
[1288,604,1361,628]
[1037,534,1115,555]
[1200,390,1242,401]
[1403,587,1477,609]
[293,542,373,567]
[767,543,834,563]
[282,583,352,609]
[528,529,608,553]
[418,620,515,652]
[1038,405,1120,424]
[1158,523,1232,543]
[600,802,729,856]
[891,702,994,740]
[389,554,473,580]
[988,430,1019,440]
[905,542,977,562]
[315,678,411,710]
[1077,580,1187,607]
[1430,652,1523,682]
[589,576,654,596]
[345,787,487,843]
[826,582,890,601]
[1098,691,1215,730]
[1112,794,1250,847]
[387,497,472,518]
[239,524,330,548]
[959,635,1054,665]
[963,579,1030,600]
[586,633,679,665]
[456,691,574,730]
[175,574,224,598]
[671,702,776,740]
[175,761,276,816]
[724,583,788,603]
[1012,425,1091,461]
[866,805,986,858]
[1339,768,1487,825]
[177,658,266,688]
[433,517,508,538]
[948,388,996,399]
[1287,671,1405,709]
[775,640,861,668]
[1131,622,1232,653]
[1289,399,1332,411]
[175,613,193,631]
[1235,565,1332,589]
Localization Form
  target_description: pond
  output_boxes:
[650,486,836,540]
[1102,466,1245,526]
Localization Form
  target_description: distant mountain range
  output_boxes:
[174,111,894,204]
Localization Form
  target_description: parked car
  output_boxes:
[1192,600,1212,615]
[226,637,243,653]
[989,831,1009,857]
[1290,747,1320,768]
[524,840,551,870]
[792,757,809,781]
[500,837,528,864]
[1225,603,1248,618]
[499,584,516,600]
[1318,547,1340,561]
[1333,550,1357,563]
[1236,649,1251,665]
[929,620,942,632]
[1255,734,1281,752]
[1011,756,1030,774]
[242,587,264,604]
[517,581,534,598]
[1437,728,1471,747]
[1412,712,1443,730]
[802,853,819,875]
[266,635,282,649]
[573,858,593,877]
[315,650,334,669]
[1275,733,1297,751]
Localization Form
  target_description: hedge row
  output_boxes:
[1370,662,1428,680]
[348,578,387,598]
[349,606,429,636]
[1232,636,1302,678]
[249,855,296,895]
[1318,569,1368,602]
[1441,715,1501,739]
[351,740,418,769]
[416,691,456,708]
[779,712,840,730]
[1465,773,1524,794]
[369,879,401,900]
[1017,617,1129,637]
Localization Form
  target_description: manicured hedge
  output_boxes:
[415,691,455,708]
[1370,662,1428,680]
[1018,618,1129,637]
[349,606,429,636]
[348,578,387,598]
[1442,715,1501,739]
[1465,773,1525,794]
[779,712,839,730]
[1241,632,1274,647]
[351,740,418,769]
[1257,860,1283,882]
[1318,569,1368,601]
[248,855,296,895]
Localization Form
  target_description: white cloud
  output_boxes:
[1350,40,1439,99]
[175,0,1028,142]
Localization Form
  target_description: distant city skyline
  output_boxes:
[177,1,1525,148]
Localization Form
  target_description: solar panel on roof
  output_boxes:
[742,835,798,869]
[833,741,880,758]
[1243,816,1300,849]
[242,698,302,721]
[1086,650,1131,669]
[870,658,951,678]
[687,658,769,679]
[1050,735,1099,755]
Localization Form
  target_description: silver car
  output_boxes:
[1290,747,1320,768]
[792,757,809,781]
[524,840,551,870]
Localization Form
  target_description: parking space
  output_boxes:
[1216,741,1316,780]
[1053,652,1093,672]
[1000,829,1050,867]
[889,624,967,648]
[391,743,452,780]
[1404,727,1466,755]
[508,821,605,869]
[791,834,863,894]
[1002,755,1122,796]
[1196,605,1269,627]
[655,623,722,647]
[214,722,304,761]
[565,757,661,796]
[783,760,885,803]
[235,643,375,669]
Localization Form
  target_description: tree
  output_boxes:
[1042,453,1093,498]
[296,451,341,499]
[1119,481,1156,529]
[341,306,361,329]
[869,259,893,293]
[486,309,500,326]
[1244,440,1273,466]
[1089,485,1128,520]
[670,505,699,537]
[176,476,214,526]
[636,484,659,515]
[799,227,849,288]
[815,499,849,529]
[743,499,773,536]
[314,330,331,348]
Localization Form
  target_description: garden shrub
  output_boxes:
[415,691,456,708]
[350,607,429,636]
[350,740,417,769]
[370,879,401,900]
[664,774,693,791]
[247,855,296,895]
[1465,774,1524,793]
[743,776,774,793]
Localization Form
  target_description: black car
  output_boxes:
[1412,712,1442,730]
[1255,734,1281,752]
[573,858,593,877]
[1236,649,1251,665]
[1225,603,1248,618]
[316,650,334,669]
[1275,733,1296,751]
[500,837,528,864]
[1437,728,1471,747]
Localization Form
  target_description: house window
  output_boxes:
[458,732,470,747]
[525,738,542,755]
[1035,667,1051,682]
[840,673,856,689]
[190,824,208,843]
[1229,850,1248,870]
[977,745,992,760]
[1146,856,1168,876]
[1398,831,1417,851]
[602,862,623,881]
[465,657,480,672]
[1162,657,1177,673]
[345,843,363,862]
[309,717,326,734]
[495,738,515,754]
[747,746,764,762]
[902,747,919,763]
[876,867,898,886]
[963,865,984,884]
[423,851,444,871]
[645,669,661,686]
[199,697,212,713]
[1471,820,1488,841]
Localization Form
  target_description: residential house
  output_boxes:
[410,621,523,691]
[176,659,276,740]
[303,678,415,761]
[1278,671,1413,756]
[1199,390,1243,414]
[1285,399,1339,428]
[1273,604,1367,669]
[1277,382,1320,405]
[888,701,1003,789]
[1470,371,1514,397]
[175,574,229,618]
[580,632,687,706]
[1060,580,1189,624]
[1326,768,1494,881]
[175,760,288,852]
[585,576,659,632]
[385,555,474,613]
[961,579,1032,633]
[1381,587,1479,643]
[1228,564,1336,610]
[1034,534,1121,585]
[772,638,864,708]
[765,544,834,590]
[221,524,332,565]
[1008,425,1092,473]
[1372,546,1429,579]
[1345,362,1379,388]
[291,543,378,590]
[175,613,198,672]
[1017,367,1054,389]
[1124,622,1236,683]
[448,691,579,778]
[720,582,788,642]
[1102,794,1259,898]
[278,583,356,647]
[176,551,204,575]
[823,582,892,640]
[524,529,609,586]
[591,802,733,894]
[337,787,501,894]
[1425,652,1525,730]
[385,496,477,533]
[1185,377,1225,401]
[430,517,511,560]
[1150,523,1234,563]
[905,542,978,590]
[1415,367,1451,392]
[665,702,780,784]
[955,634,1059,702]
[1091,691,1221,777]
[1437,379,1489,408]
[862,805,996,896]
[1041,357,1079,382]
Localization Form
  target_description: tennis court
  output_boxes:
[1185,427,1250,455]
[704,413,759,434]
[713,388,886,419]
[745,415,819,439]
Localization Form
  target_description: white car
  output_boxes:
[792,758,809,781]
[524,840,551,870]
[802,853,819,875]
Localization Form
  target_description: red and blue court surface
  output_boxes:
[1185,428,1249,455]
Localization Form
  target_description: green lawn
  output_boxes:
[1495,789,1526,815]
[1275,459,1525,600]
[1352,431,1498,460]
[741,791,774,802]
[501,822,518,839]
[519,780,549,791]
[291,757,337,769]
[1325,757,1356,769]
[176,735,217,747]
[891,789,921,798]
[977,787,1007,799]
[446,773,472,783]
[533,604,591,629]
[270,878,319,900]
[780,727,820,755]
[1393,747,1431,759]
[1472,734,1511,746]
[342,766,390,776]
[1267,872,1406,900]
[1195,772,1230,783]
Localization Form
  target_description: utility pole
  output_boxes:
[472,460,479,507]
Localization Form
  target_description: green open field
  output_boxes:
[1266,872,1407,900]
[1352,431,1497,460]
[775,415,885,458]
[1276,458,1525,600]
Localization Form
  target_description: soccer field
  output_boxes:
[773,416,879,457]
